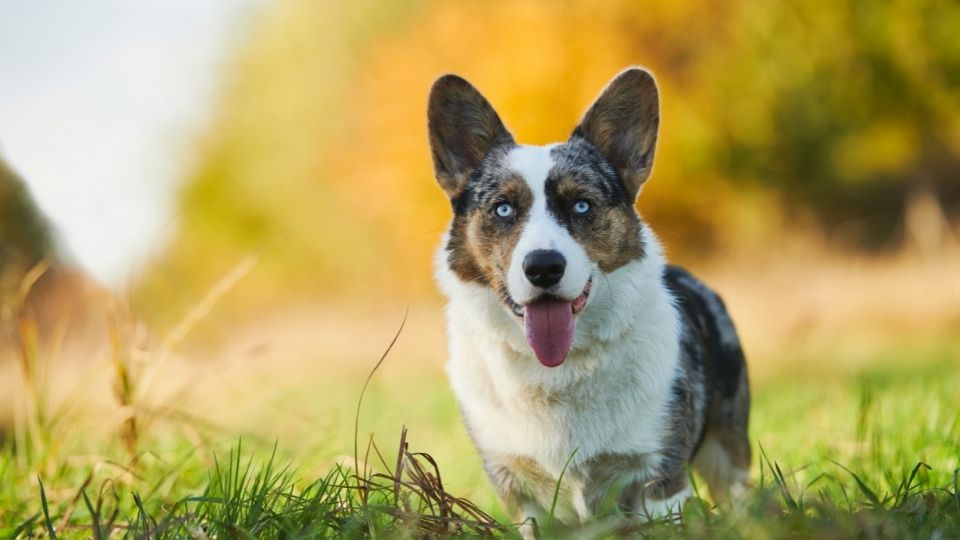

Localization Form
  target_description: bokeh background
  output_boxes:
[1,0,959,521]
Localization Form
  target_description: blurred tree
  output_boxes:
[692,0,960,248]
[0,157,103,333]
[138,0,960,315]
[0,157,55,276]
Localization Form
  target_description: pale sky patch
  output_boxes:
[0,0,259,287]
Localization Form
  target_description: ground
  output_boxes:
[1,333,958,538]
[1,253,958,538]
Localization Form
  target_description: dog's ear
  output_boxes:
[571,68,659,200]
[428,75,514,200]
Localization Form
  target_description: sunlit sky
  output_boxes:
[0,1,258,287]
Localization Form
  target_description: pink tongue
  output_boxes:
[523,299,575,367]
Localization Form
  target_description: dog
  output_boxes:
[427,67,750,531]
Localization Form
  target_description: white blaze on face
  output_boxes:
[505,145,593,305]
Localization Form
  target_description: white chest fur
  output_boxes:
[437,229,681,478]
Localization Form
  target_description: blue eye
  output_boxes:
[573,199,591,214]
[495,203,514,218]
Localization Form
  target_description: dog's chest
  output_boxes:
[446,318,677,476]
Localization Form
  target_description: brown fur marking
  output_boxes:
[446,174,533,291]
[550,174,644,272]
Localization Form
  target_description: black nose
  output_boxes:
[523,250,566,288]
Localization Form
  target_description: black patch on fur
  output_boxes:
[659,320,709,470]
[664,264,751,477]
[548,140,631,205]
[450,144,519,216]
[619,264,751,510]
[665,265,746,400]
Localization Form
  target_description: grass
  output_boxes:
[1,312,958,539]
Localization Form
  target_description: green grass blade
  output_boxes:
[11,513,41,539]
[759,445,798,511]
[953,468,959,514]
[895,462,931,508]
[831,461,882,508]
[38,477,57,540]
[131,492,152,538]
[548,447,579,530]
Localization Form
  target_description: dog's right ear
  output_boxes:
[428,75,514,200]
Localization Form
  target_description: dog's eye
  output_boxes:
[494,202,514,218]
[572,199,591,214]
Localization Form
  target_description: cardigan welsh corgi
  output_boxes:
[428,68,750,531]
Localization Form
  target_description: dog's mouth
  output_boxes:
[504,277,593,368]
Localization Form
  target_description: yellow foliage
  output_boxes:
[136,0,960,317]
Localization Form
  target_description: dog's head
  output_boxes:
[429,68,659,368]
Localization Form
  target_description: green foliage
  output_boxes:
[691,0,960,246]
[3,347,959,539]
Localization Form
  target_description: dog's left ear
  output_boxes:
[571,68,659,200]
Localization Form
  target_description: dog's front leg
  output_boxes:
[485,461,546,539]
[485,455,594,538]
